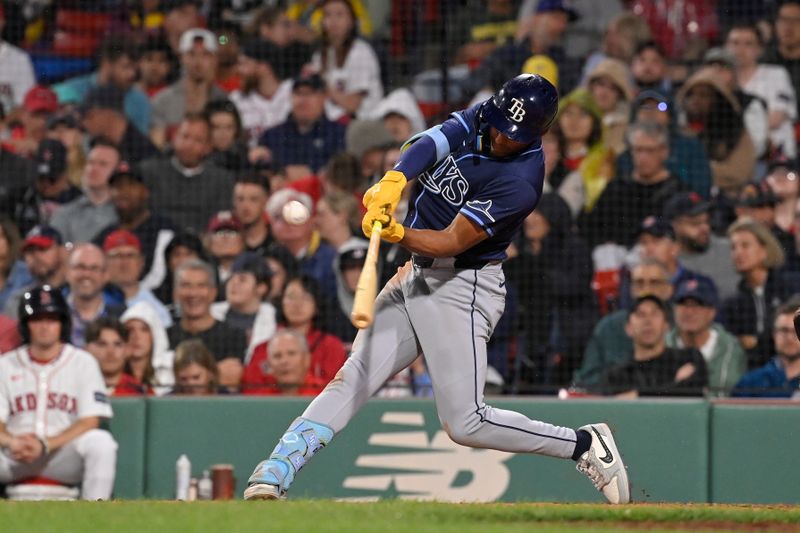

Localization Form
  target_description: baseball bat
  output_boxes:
[350,220,383,329]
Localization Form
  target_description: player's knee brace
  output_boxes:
[265,418,334,490]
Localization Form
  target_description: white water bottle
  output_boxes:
[176,454,191,500]
[198,470,213,500]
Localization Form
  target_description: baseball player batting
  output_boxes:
[245,74,630,504]
[0,285,118,500]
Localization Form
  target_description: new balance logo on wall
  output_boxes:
[341,412,514,502]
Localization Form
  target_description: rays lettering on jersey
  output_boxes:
[9,392,78,416]
[418,155,470,206]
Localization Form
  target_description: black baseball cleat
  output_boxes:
[575,423,631,504]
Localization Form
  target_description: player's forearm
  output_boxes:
[47,416,100,452]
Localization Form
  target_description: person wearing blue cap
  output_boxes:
[666,277,745,396]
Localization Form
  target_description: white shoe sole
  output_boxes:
[243,483,284,500]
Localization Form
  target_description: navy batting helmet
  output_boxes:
[481,74,559,144]
[18,285,71,343]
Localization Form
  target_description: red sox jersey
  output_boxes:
[0,344,113,438]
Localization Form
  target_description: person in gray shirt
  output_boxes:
[50,139,120,244]
[665,192,740,300]
[139,113,235,234]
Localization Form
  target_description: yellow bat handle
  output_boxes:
[350,221,383,329]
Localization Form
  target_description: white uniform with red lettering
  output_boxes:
[0,344,118,499]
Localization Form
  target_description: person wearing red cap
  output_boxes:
[0,4,35,113]
[104,229,172,329]
[4,86,59,157]
[204,210,245,284]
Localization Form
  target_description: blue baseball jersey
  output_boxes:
[401,103,545,263]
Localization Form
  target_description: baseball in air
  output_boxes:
[282,200,310,224]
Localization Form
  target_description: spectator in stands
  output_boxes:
[310,0,383,119]
[631,41,671,95]
[599,295,708,397]
[366,89,426,144]
[6,139,82,236]
[580,12,652,85]
[316,191,360,251]
[121,302,173,396]
[162,0,205,53]
[78,85,160,168]
[550,88,609,212]
[764,0,800,119]
[582,121,686,248]
[345,120,396,184]
[630,0,718,62]
[734,182,800,271]
[204,99,249,172]
[472,0,579,94]
[666,278,745,397]
[210,252,276,362]
[677,70,756,197]
[0,219,32,313]
[54,37,150,135]
[586,58,634,156]
[245,330,326,395]
[665,192,740,300]
[97,170,177,293]
[505,193,596,387]
[732,301,800,398]
[622,217,717,308]
[172,339,220,395]
[50,139,120,244]
[205,211,245,284]
[232,173,271,255]
[46,113,85,187]
[722,218,800,366]
[726,23,798,159]
[250,5,313,79]
[450,0,518,67]
[103,230,171,328]
[150,28,227,148]
[0,3,35,113]
[541,130,583,217]
[244,274,346,391]
[257,73,347,174]
[616,90,713,199]
[136,36,175,99]
[701,48,769,162]
[65,243,126,348]
[766,156,800,238]
[264,244,300,305]
[3,225,67,319]
[0,122,37,204]
[573,259,674,388]
[330,241,367,343]
[266,188,337,298]
[324,151,366,196]
[153,232,207,308]
[168,259,246,389]
[230,39,292,144]
[86,317,146,396]
[140,113,236,234]
[5,86,59,158]
[213,22,243,93]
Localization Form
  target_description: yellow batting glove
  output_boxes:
[361,205,389,238]
[380,217,405,243]
[362,170,407,212]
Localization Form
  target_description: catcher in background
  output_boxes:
[245,74,630,504]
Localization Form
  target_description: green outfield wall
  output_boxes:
[107,397,799,504]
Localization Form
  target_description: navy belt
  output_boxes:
[412,255,500,270]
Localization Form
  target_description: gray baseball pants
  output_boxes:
[303,260,578,458]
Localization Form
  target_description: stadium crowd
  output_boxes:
[0,0,798,403]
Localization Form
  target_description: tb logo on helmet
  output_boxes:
[507,98,526,123]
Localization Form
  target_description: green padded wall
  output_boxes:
[108,398,147,499]
[142,397,709,502]
[710,401,800,504]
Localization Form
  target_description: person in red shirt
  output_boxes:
[243,275,346,390]
[85,316,148,396]
[244,330,326,395]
